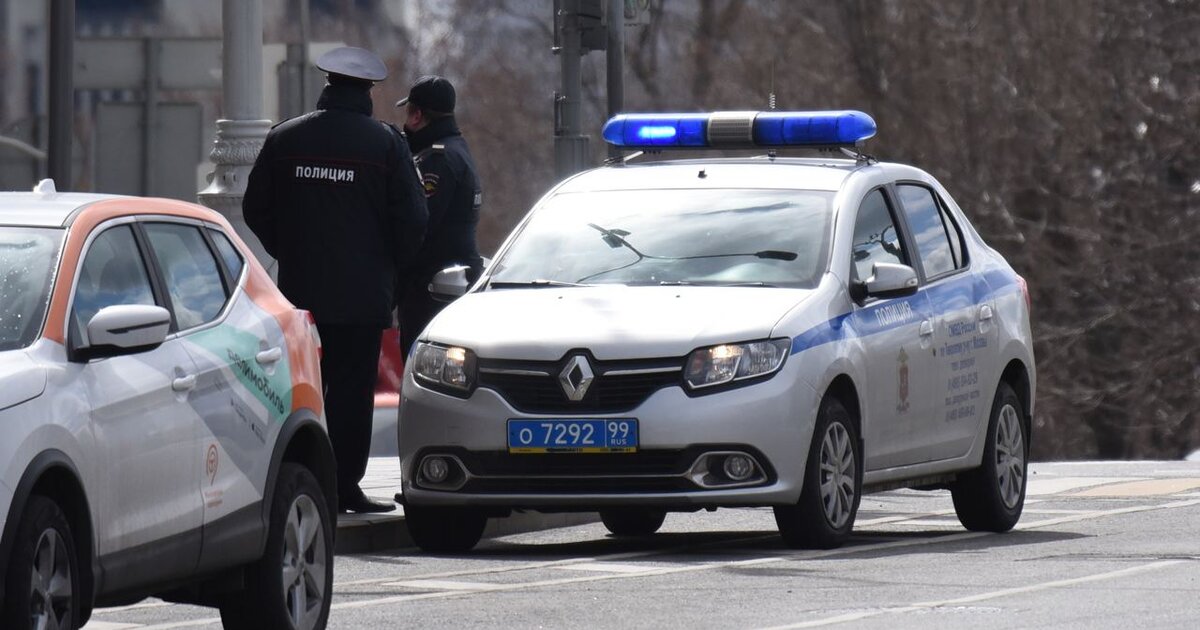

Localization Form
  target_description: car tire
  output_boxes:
[599,509,667,537]
[951,381,1028,532]
[404,505,487,553]
[219,463,333,630]
[774,397,862,549]
[1,494,81,630]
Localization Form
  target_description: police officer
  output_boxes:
[395,75,484,354]
[244,47,427,513]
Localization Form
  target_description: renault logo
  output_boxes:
[558,355,595,401]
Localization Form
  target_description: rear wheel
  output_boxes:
[220,463,332,630]
[775,398,861,549]
[599,509,667,537]
[1,494,80,630]
[951,381,1027,532]
[405,506,487,553]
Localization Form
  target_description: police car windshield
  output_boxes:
[0,227,64,351]
[488,189,833,289]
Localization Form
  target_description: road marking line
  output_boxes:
[555,561,664,573]
[1070,478,1200,497]
[82,622,145,629]
[755,559,1186,629]
[382,579,501,591]
[1026,476,1143,496]
[133,498,1200,628]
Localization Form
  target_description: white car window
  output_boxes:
[143,223,227,330]
[851,189,908,282]
[71,225,158,342]
[490,189,834,289]
[897,184,959,278]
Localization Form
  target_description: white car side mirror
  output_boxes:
[865,262,919,299]
[75,305,171,362]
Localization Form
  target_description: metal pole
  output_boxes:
[606,0,624,161]
[200,0,275,274]
[298,0,310,107]
[47,0,73,188]
[555,0,587,179]
[143,38,160,195]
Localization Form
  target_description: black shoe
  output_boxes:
[339,492,396,514]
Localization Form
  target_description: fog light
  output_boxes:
[421,457,450,484]
[723,454,755,481]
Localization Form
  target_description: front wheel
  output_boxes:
[951,381,1028,532]
[1,494,81,630]
[405,506,487,553]
[600,509,667,537]
[220,463,333,630]
[775,397,862,549]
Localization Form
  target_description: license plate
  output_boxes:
[507,419,638,453]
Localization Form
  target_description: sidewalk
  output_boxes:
[335,456,599,554]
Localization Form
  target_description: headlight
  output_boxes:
[412,342,477,396]
[684,339,790,391]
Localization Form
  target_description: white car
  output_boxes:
[0,182,334,630]
[397,111,1035,552]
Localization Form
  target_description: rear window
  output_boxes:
[0,227,65,351]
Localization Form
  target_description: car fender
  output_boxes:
[0,448,96,614]
[258,408,338,548]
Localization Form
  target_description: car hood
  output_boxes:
[0,350,47,412]
[423,285,812,360]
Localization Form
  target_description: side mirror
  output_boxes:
[74,305,171,362]
[427,257,491,303]
[865,262,918,299]
[428,265,472,301]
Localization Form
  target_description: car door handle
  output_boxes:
[979,305,994,321]
[919,320,934,337]
[256,347,283,365]
[172,374,197,392]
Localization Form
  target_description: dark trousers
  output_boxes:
[400,286,446,356]
[317,323,382,500]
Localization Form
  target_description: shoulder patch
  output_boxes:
[421,172,440,198]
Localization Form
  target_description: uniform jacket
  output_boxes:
[244,82,428,327]
[405,116,483,285]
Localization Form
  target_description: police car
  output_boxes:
[397,111,1035,552]
[0,182,334,630]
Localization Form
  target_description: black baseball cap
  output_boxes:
[395,75,456,115]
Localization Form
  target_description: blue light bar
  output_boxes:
[602,113,709,147]
[602,110,877,149]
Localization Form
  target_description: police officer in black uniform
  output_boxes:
[244,47,427,513]
[395,75,484,354]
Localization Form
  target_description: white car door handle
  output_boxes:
[979,305,994,321]
[172,374,197,392]
[919,320,934,336]
[256,347,283,365]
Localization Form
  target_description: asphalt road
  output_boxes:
[84,461,1200,629]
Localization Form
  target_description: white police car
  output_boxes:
[397,111,1035,552]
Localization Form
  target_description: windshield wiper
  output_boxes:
[488,279,590,289]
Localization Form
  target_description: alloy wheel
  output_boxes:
[281,494,327,630]
[819,422,856,528]
[995,404,1026,509]
[29,528,72,630]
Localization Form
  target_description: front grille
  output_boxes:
[478,355,684,414]
[463,477,694,494]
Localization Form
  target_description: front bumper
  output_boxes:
[398,365,818,510]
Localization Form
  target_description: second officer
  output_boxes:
[395,75,484,354]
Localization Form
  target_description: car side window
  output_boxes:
[896,184,962,278]
[144,223,227,330]
[207,228,244,285]
[72,225,156,338]
[851,189,908,282]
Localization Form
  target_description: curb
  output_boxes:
[335,510,600,554]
